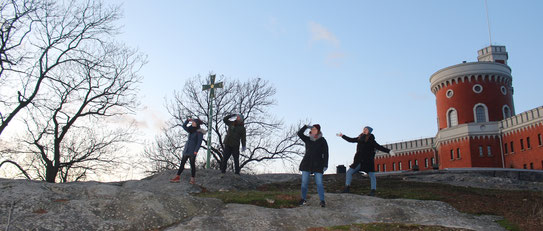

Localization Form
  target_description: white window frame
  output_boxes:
[447,108,458,127]
[473,103,489,123]
[473,84,483,93]
[446,89,454,98]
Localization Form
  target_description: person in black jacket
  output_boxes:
[170,118,205,184]
[220,114,246,174]
[297,124,329,207]
[337,126,395,196]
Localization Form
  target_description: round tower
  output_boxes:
[430,45,514,130]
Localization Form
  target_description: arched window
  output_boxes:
[447,108,458,127]
[503,105,511,119]
[474,104,488,123]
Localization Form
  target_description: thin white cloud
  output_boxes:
[309,21,340,47]
[325,52,347,67]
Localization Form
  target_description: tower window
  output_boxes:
[446,89,454,98]
[527,137,531,149]
[473,84,483,93]
[399,162,402,170]
[409,160,412,169]
[503,105,511,119]
[538,134,542,146]
[487,146,492,157]
[450,150,454,160]
[425,158,428,168]
[448,108,458,127]
[457,148,461,159]
[520,139,524,150]
[504,143,508,154]
[501,86,507,95]
[384,164,386,172]
[393,162,396,171]
[530,163,534,169]
[475,105,487,122]
[479,146,484,157]
[511,141,514,153]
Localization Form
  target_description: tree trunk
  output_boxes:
[45,164,58,183]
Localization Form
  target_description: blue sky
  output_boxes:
[113,0,543,173]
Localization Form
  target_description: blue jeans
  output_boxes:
[345,164,377,190]
[301,171,325,201]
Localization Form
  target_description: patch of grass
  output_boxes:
[198,190,300,208]
[308,222,471,231]
[496,219,521,231]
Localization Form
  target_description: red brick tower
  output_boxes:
[429,45,513,169]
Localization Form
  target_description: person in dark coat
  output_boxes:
[220,114,246,174]
[297,124,329,207]
[170,118,205,184]
[337,126,396,196]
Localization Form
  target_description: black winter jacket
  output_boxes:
[342,133,390,172]
[298,125,329,173]
[223,114,246,149]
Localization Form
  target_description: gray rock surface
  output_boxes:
[399,170,543,191]
[167,194,504,231]
[0,169,507,231]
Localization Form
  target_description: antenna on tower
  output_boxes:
[484,0,492,46]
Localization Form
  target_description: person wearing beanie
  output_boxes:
[170,118,206,184]
[221,114,246,174]
[297,124,329,207]
[337,126,396,196]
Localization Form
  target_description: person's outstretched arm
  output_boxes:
[181,119,191,133]
[297,125,310,143]
[341,134,358,143]
[372,139,391,153]
[223,114,237,126]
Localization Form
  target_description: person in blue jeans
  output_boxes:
[297,124,329,207]
[337,126,396,196]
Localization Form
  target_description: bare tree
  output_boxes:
[0,0,146,182]
[18,42,144,182]
[0,0,121,136]
[144,75,304,174]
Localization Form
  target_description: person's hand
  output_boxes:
[390,150,396,156]
[336,132,343,137]
[194,152,198,155]
[241,146,246,152]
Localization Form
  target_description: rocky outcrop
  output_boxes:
[0,169,507,231]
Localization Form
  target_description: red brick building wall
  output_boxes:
[375,150,435,172]
[466,136,504,168]
[502,122,543,170]
[437,138,473,169]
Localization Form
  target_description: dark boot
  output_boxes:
[369,189,376,196]
[320,200,326,208]
[341,186,350,193]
